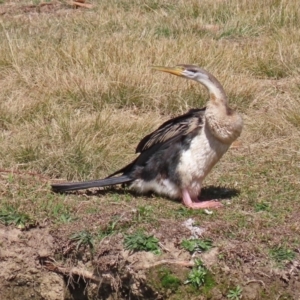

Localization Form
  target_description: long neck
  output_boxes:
[200,74,243,144]
[199,74,228,107]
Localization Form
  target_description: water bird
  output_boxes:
[52,65,243,209]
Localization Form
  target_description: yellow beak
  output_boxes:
[152,66,184,77]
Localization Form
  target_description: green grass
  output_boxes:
[270,246,296,263]
[97,215,127,239]
[70,230,94,252]
[0,0,300,299]
[255,201,270,212]
[159,268,181,291]
[0,205,34,229]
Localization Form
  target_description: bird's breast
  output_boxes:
[176,125,229,189]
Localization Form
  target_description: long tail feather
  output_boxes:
[51,175,132,193]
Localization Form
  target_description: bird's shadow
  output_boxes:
[64,185,239,202]
[199,185,239,201]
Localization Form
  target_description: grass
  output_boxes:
[0,205,34,229]
[70,230,94,252]
[270,246,296,263]
[160,269,181,291]
[0,0,300,299]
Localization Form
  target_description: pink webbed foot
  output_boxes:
[182,189,223,209]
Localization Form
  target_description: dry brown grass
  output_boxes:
[0,0,300,299]
[1,0,299,178]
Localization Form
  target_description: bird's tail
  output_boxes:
[51,175,132,193]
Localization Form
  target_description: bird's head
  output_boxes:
[152,64,226,101]
[152,64,211,83]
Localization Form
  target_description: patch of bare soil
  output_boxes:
[1,219,299,299]
[0,225,64,300]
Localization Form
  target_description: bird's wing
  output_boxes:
[108,108,206,178]
[136,108,206,153]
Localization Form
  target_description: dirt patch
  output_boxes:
[1,222,300,299]
[0,225,64,300]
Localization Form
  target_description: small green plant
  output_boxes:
[98,215,132,240]
[174,206,198,217]
[59,212,73,224]
[0,206,34,229]
[181,238,213,253]
[7,174,14,183]
[14,145,40,164]
[174,207,194,217]
[270,246,295,263]
[106,220,119,233]
[49,202,74,223]
[98,216,122,239]
[159,269,181,291]
[173,206,204,217]
[255,202,270,212]
[124,231,160,253]
[70,230,94,251]
[155,26,171,38]
[227,285,243,299]
[185,259,207,288]
[134,205,153,222]
[48,197,74,224]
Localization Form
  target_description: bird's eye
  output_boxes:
[189,69,197,73]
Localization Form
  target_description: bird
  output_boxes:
[51,65,243,209]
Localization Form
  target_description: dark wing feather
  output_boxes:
[108,108,206,178]
[136,108,206,153]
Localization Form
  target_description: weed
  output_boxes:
[174,207,194,217]
[181,239,213,253]
[270,246,296,263]
[70,230,94,251]
[255,201,270,212]
[227,285,243,299]
[7,174,14,184]
[124,231,160,253]
[50,202,73,223]
[0,206,34,229]
[98,217,121,239]
[184,260,207,288]
[58,212,73,224]
[134,205,153,222]
[173,207,202,218]
[14,145,41,164]
[154,26,172,38]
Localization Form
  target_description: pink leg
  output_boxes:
[182,189,223,209]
